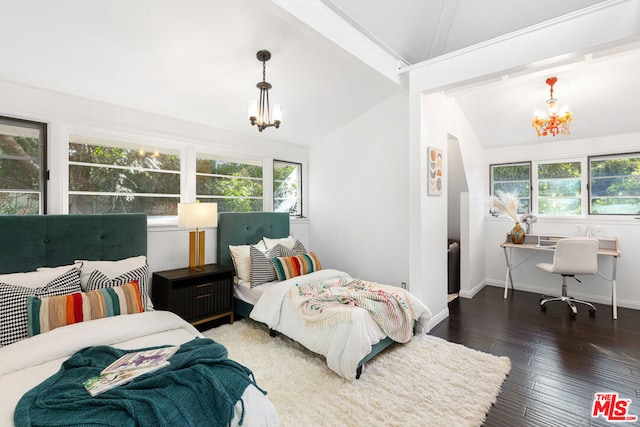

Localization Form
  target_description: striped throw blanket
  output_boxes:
[289,277,417,343]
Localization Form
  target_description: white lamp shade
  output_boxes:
[178,202,218,228]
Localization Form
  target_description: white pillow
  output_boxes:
[75,255,153,310]
[229,240,267,282]
[0,263,82,289]
[263,236,295,250]
[76,256,147,290]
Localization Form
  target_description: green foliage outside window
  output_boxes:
[538,162,581,215]
[0,120,44,215]
[590,155,640,214]
[68,141,180,216]
[490,162,530,215]
[196,157,263,213]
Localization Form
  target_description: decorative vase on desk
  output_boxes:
[511,222,525,244]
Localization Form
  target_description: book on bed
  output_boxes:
[82,346,178,396]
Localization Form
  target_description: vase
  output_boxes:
[511,222,525,244]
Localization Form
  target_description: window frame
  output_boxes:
[534,158,585,217]
[0,116,47,215]
[194,153,264,214]
[588,151,640,216]
[489,161,532,216]
[273,159,303,218]
[67,134,181,217]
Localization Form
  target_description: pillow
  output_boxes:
[76,256,147,290]
[0,267,82,347]
[229,240,267,282]
[271,252,323,281]
[249,246,276,287]
[292,240,307,254]
[26,281,144,337]
[86,266,151,311]
[0,264,82,289]
[77,256,152,310]
[263,236,296,250]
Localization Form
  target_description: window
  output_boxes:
[490,162,530,214]
[68,136,180,216]
[537,161,582,216]
[273,160,302,217]
[589,153,640,215]
[196,155,263,212]
[0,117,47,214]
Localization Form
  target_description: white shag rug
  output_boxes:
[203,320,510,427]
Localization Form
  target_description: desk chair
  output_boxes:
[536,237,599,317]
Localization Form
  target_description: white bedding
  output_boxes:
[0,310,279,426]
[235,277,277,305]
[248,269,432,379]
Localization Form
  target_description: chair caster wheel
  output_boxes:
[589,308,597,316]
[541,305,547,312]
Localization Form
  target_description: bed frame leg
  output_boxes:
[269,329,276,338]
[356,365,362,380]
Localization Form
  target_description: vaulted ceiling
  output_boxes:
[1,0,638,148]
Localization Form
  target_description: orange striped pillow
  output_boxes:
[26,281,144,336]
[271,252,322,281]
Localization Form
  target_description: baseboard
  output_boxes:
[425,306,449,332]
[459,280,486,299]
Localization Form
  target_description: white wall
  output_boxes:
[308,91,410,287]
[0,80,309,275]
[409,92,487,327]
[484,132,640,310]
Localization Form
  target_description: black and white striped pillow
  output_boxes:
[0,268,81,347]
[250,246,277,287]
[86,265,151,311]
[250,241,309,287]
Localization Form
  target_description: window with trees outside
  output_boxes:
[68,136,180,216]
[537,161,582,216]
[589,153,640,215]
[490,162,531,215]
[0,117,47,215]
[274,160,302,217]
[196,154,263,213]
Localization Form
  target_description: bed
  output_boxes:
[217,212,432,380]
[0,214,278,427]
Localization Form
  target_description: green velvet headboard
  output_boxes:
[0,214,147,274]
[217,212,290,269]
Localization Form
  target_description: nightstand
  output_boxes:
[152,264,234,327]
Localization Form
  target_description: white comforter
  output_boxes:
[249,269,432,379]
[0,310,279,427]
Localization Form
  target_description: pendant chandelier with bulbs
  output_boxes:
[532,77,572,137]
[248,50,282,132]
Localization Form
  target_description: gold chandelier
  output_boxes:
[248,50,282,132]
[532,77,572,137]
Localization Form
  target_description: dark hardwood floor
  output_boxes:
[429,285,640,427]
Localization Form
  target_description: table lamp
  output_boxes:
[177,201,218,271]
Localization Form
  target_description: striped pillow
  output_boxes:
[271,252,323,281]
[26,281,144,337]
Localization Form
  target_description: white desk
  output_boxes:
[501,234,620,319]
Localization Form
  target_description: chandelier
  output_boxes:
[248,50,282,132]
[532,77,572,137]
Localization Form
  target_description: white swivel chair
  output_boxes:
[536,237,599,317]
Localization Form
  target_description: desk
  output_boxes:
[501,234,620,319]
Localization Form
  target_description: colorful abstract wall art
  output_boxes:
[428,146,443,196]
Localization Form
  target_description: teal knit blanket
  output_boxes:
[14,338,261,427]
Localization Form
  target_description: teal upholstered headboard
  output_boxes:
[0,214,147,274]
[217,212,290,269]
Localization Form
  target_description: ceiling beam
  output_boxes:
[268,0,405,86]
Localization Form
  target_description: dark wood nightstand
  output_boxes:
[152,264,234,327]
